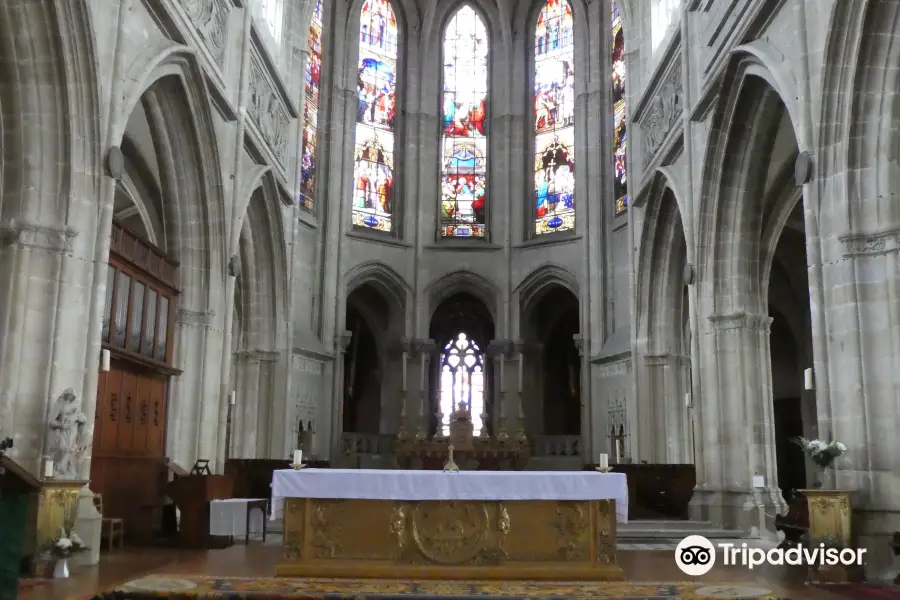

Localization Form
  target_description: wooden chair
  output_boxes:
[93,493,125,551]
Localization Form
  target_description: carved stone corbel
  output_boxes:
[337,331,353,354]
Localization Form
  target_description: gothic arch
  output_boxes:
[697,69,801,316]
[634,173,688,353]
[424,269,500,330]
[423,1,506,59]
[514,0,589,54]
[117,50,228,311]
[515,263,579,321]
[696,52,803,288]
[345,261,410,336]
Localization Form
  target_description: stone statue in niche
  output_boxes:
[48,388,87,478]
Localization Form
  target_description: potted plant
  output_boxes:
[792,437,847,488]
[47,528,87,579]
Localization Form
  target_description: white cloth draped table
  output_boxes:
[209,498,268,541]
[271,469,628,523]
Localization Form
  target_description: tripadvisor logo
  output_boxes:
[719,542,867,570]
[675,535,867,576]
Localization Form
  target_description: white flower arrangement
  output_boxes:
[793,437,847,468]
[50,528,87,558]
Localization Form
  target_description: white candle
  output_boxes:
[599,453,609,469]
[229,390,236,405]
[419,354,425,391]
[804,368,814,391]
[101,349,111,372]
[401,351,408,392]
[44,459,54,478]
[293,450,303,465]
[517,354,524,393]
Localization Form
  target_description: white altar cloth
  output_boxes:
[209,498,267,538]
[271,469,628,523]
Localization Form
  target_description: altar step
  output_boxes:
[619,519,746,541]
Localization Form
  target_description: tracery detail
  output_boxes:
[612,3,628,215]
[440,7,488,238]
[299,0,324,211]
[352,0,399,233]
[439,333,485,435]
[534,0,575,235]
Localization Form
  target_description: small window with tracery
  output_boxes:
[439,333,485,436]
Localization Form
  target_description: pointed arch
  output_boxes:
[612,2,628,215]
[533,0,576,235]
[351,0,400,233]
[515,263,579,317]
[439,4,489,238]
[299,0,325,212]
[425,269,499,325]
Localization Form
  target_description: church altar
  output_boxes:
[271,468,627,580]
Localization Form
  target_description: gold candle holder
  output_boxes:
[397,390,409,441]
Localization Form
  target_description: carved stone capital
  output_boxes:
[595,360,631,378]
[337,331,353,354]
[412,338,437,357]
[708,312,773,333]
[176,308,215,327]
[0,220,78,255]
[234,349,280,363]
[486,340,513,358]
[572,334,586,357]
[840,230,900,257]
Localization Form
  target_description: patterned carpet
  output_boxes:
[88,576,792,599]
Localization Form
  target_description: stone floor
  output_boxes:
[17,542,869,600]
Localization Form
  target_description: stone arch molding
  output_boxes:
[345,261,412,333]
[820,0,900,233]
[634,170,688,351]
[423,269,500,331]
[696,50,803,302]
[514,263,579,318]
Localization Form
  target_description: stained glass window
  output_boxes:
[439,333,485,436]
[534,0,575,235]
[440,7,488,238]
[612,3,628,215]
[299,0,324,211]
[352,0,398,233]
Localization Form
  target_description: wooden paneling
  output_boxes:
[610,464,696,520]
[95,361,168,459]
[90,456,168,544]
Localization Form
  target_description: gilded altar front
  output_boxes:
[279,497,622,580]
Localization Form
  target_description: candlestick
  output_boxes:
[517,354,523,394]
[415,391,428,441]
[401,351,408,392]
[397,390,409,441]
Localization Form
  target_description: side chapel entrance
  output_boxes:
[90,221,180,544]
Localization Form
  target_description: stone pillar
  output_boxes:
[330,331,353,457]
[643,353,691,463]
[690,312,784,533]
[232,351,261,458]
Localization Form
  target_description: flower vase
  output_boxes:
[52,557,69,579]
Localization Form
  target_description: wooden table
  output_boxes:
[272,469,627,581]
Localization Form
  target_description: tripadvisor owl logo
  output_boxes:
[675,535,716,576]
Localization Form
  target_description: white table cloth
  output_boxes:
[209,498,267,538]
[271,469,628,523]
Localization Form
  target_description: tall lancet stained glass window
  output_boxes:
[300,0,324,211]
[534,0,575,235]
[440,7,488,238]
[352,0,399,233]
[612,3,628,215]
[439,333,485,436]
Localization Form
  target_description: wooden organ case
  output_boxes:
[90,221,182,545]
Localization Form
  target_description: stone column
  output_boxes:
[487,341,511,440]
[643,353,691,463]
[330,331,353,457]
[690,312,784,532]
